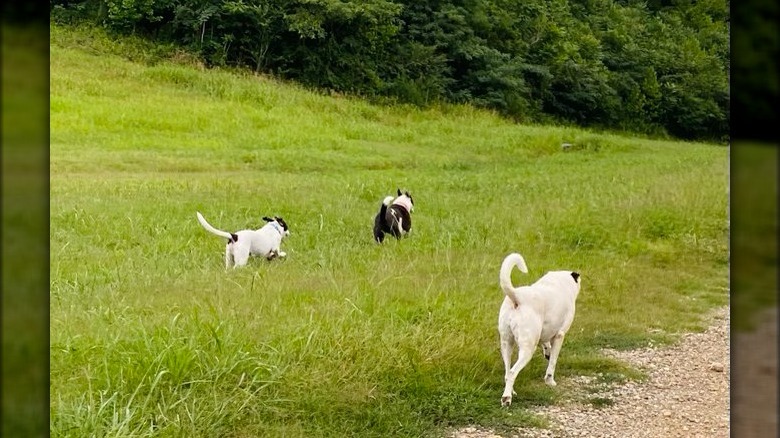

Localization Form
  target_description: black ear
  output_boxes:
[571,272,580,282]
[397,188,402,196]
[262,216,274,222]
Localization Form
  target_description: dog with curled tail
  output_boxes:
[196,211,289,268]
[497,252,581,406]
[373,189,414,243]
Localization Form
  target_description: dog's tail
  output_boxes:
[196,212,236,242]
[382,196,394,207]
[379,196,393,217]
[373,196,395,243]
[499,252,528,307]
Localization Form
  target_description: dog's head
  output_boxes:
[395,188,414,212]
[263,216,290,237]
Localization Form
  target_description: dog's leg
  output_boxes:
[389,210,402,239]
[267,248,286,260]
[233,247,251,267]
[225,245,233,269]
[543,333,566,386]
[500,337,514,383]
[541,341,552,361]
[501,342,535,407]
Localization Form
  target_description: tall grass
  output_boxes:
[50,24,728,437]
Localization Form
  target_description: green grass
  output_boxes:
[50,24,729,437]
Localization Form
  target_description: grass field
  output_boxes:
[50,25,729,437]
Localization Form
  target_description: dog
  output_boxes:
[196,211,289,268]
[497,252,581,406]
[373,189,414,243]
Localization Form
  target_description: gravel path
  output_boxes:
[452,306,731,438]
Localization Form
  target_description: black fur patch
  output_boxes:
[571,272,580,282]
[373,202,391,243]
[385,204,411,239]
[228,233,238,243]
[274,216,289,231]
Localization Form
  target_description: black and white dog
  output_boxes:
[196,211,289,268]
[373,189,414,243]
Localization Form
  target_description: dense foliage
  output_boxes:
[51,0,730,141]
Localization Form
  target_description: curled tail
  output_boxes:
[379,196,393,219]
[196,212,237,242]
[499,253,528,306]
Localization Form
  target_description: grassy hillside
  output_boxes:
[50,25,729,437]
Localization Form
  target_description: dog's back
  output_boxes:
[525,271,581,338]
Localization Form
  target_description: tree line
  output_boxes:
[51,0,730,141]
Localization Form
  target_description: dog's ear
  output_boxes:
[397,188,402,196]
[571,272,580,283]
[262,216,274,222]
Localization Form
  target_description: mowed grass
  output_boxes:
[50,25,728,437]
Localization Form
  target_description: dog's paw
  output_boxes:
[278,251,287,258]
[544,375,557,387]
[501,396,512,407]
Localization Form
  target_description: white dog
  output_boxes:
[497,252,581,406]
[196,212,289,268]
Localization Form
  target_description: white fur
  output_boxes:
[196,212,288,269]
[392,194,414,213]
[382,196,394,206]
[390,193,414,238]
[497,252,581,406]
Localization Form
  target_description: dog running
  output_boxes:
[373,189,414,243]
[497,252,581,406]
[196,211,289,268]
